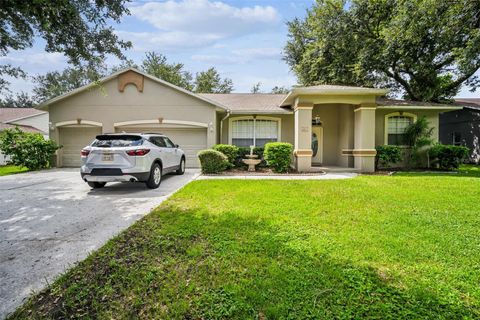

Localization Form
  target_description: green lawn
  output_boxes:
[0,165,29,176]
[10,174,480,319]
[394,164,480,178]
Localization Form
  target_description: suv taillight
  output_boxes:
[126,149,150,156]
[81,149,90,157]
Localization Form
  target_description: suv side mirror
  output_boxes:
[175,144,179,148]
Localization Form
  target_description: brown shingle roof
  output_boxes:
[377,98,453,107]
[454,98,480,110]
[198,93,289,113]
[0,108,45,122]
[296,84,386,92]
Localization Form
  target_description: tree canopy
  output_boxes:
[271,86,290,94]
[251,82,262,93]
[0,0,131,94]
[33,67,105,103]
[141,52,194,91]
[284,0,480,102]
[194,68,233,93]
[0,92,36,108]
[29,52,235,103]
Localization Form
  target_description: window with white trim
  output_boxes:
[231,118,279,147]
[387,115,414,145]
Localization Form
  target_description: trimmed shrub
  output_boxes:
[0,127,61,170]
[264,142,293,173]
[235,147,265,167]
[375,145,402,169]
[212,144,238,167]
[197,149,229,174]
[428,144,469,170]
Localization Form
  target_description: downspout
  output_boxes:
[219,109,231,144]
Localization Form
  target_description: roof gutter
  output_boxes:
[376,106,463,111]
[229,110,293,115]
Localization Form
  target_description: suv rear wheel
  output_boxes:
[146,163,162,189]
[176,158,185,175]
[87,182,106,189]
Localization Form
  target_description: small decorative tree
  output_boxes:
[403,117,434,168]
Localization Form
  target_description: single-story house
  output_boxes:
[37,68,461,172]
[0,108,49,165]
[440,98,480,164]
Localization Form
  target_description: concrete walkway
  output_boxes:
[197,172,358,180]
[0,168,200,319]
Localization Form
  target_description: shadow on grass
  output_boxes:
[9,206,478,319]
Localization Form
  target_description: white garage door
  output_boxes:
[117,127,207,168]
[59,127,102,167]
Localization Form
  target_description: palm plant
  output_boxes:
[404,117,434,168]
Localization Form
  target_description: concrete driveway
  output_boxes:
[0,168,199,319]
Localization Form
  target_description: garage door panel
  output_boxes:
[117,127,206,168]
[59,127,102,167]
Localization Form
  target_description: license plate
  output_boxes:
[102,153,113,161]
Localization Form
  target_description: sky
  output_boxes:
[1,0,479,97]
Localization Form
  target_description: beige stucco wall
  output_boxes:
[311,104,355,166]
[218,105,356,167]
[11,113,49,137]
[47,77,218,147]
[337,105,355,167]
[219,113,294,146]
[313,104,339,165]
[375,109,440,146]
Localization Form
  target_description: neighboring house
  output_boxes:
[439,98,480,164]
[37,68,460,172]
[0,108,49,165]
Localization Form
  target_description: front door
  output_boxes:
[311,126,323,165]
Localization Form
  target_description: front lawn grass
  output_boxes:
[10,175,480,319]
[0,165,29,176]
[395,164,480,178]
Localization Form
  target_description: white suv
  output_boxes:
[80,133,185,189]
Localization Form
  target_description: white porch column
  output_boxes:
[353,103,377,172]
[294,100,313,172]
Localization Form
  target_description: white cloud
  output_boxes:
[124,0,281,51]
[232,48,282,60]
[131,0,279,34]
[191,54,238,64]
[0,51,65,67]
[192,47,282,64]
[116,30,222,52]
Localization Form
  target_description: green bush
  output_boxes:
[428,144,470,170]
[197,149,229,174]
[263,142,293,173]
[0,127,61,170]
[212,144,238,167]
[375,145,402,169]
[235,147,265,167]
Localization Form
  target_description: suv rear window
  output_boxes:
[92,135,143,147]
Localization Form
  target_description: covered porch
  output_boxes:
[280,85,388,172]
